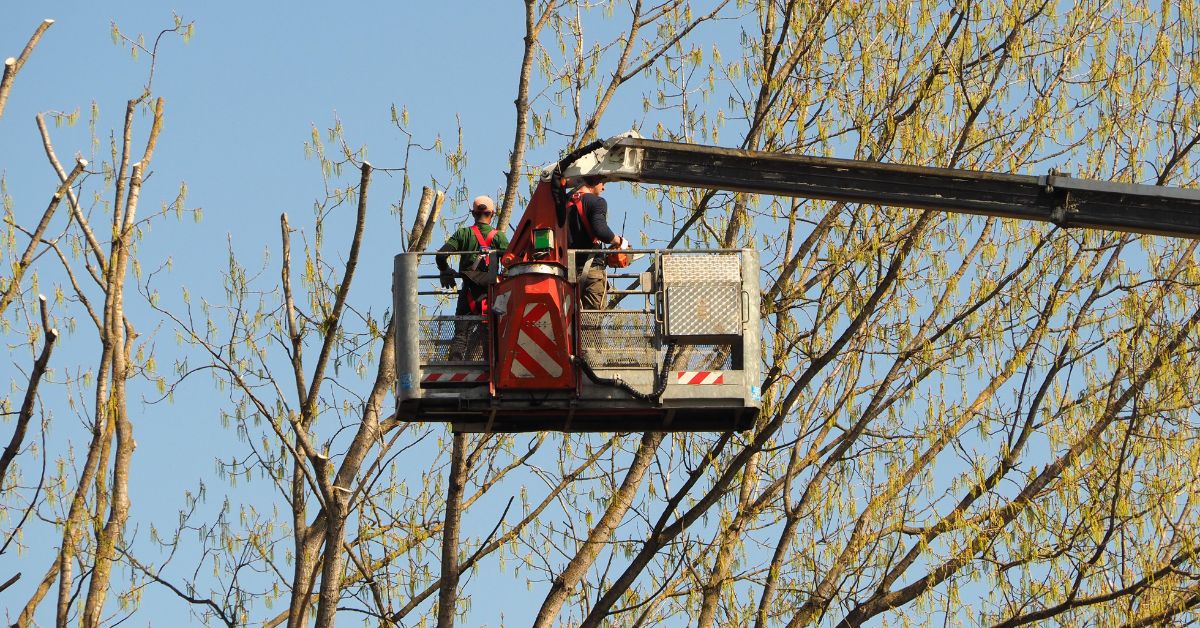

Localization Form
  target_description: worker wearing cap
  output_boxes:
[567,176,627,310]
[436,195,509,360]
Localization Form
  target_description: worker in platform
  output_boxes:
[436,195,509,360]
[566,176,628,310]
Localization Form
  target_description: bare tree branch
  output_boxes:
[0,295,57,487]
[0,19,54,120]
[499,0,558,231]
[0,157,86,316]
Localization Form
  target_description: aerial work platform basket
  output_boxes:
[393,248,762,433]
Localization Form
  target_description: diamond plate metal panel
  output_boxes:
[579,311,656,367]
[665,282,741,337]
[661,254,741,283]
[662,253,742,337]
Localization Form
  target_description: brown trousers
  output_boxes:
[579,266,608,310]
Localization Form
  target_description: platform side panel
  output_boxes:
[662,253,744,340]
[741,248,763,412]
[394,254,423,404]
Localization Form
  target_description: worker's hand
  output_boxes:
[439,268,456,289]
[616,235,631,250]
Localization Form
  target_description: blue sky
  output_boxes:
[3,1,529,223]
[2,2,577,623]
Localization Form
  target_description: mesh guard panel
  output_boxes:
[669,343,733,371]
[420,316,487,363]
[579,310,656,368]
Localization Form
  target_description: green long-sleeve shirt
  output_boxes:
[436,222,509,273]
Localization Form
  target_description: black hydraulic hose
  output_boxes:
[557,139,605,173]
[552,176,569,226]
[652,342,677,401]
[576,355,654,402]
[575,341,677,404]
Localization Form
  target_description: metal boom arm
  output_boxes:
[567,136,1200,239]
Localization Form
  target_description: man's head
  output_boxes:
[471,195,496,223]
[579,175,606,195]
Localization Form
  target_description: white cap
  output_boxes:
[471,195,495,214]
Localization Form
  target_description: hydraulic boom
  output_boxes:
[564,135,1200,239]
[395,134,1200,434]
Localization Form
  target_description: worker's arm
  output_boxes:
[584,195,622,246]
[435,230,464,287]
[435,229,466,271]
[435,242,452,271]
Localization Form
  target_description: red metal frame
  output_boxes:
[499,181,568,268]
[492,179,578,392]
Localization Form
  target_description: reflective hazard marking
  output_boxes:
[513,303,563,378]
[677,371,724,385]
[423,371,489,383]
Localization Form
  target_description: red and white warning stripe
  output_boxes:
[676,371,724,385]
[423,371,489,384]
[512,302,564,379]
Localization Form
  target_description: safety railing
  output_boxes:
[398,248,756,376]
[395,247,761,429]
[566,248,756,376]
[403,253,496,374]
[568,247,657,370]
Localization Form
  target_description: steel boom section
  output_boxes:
[587,137,1200,239]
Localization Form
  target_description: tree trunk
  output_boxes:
[82,156,145,626]
[499,0,554,232]
[287,463,318,627]
[534,431,664,627]
[314,493,349,626]
[438,432,469,627]
[697,451,760,627]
